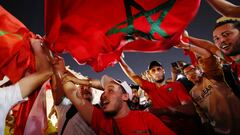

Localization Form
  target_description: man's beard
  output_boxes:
[104,111,118,118]
[155,76,165,83]
[227,39,240,56]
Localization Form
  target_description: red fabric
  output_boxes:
[181,36,198,66]
[0,6,35,83]
[141,80,191,109]
[0,6,41,135]
[14,90,40,135]
[24,81,49,135]
[45,0,200,72]
[184,50,198,66]
[141,80,197,134]
[91,107,175,135]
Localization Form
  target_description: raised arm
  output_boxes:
[62,75,102,90]
[119,57,144,87]
[187,36,222,57]
[62,74,94,125]
[52,56,95,125]
[30,38,51,72]
[50,56,70,105]
[19,70,52,98]
[50,74,65,105]
[207,0,240,17]
[178,39,212,59]
[178,38,224,80]
[20,38,53,98]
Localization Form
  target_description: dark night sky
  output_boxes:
[1,0,239,83]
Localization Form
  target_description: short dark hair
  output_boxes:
[148,61,162,70]
[214,19,240,31]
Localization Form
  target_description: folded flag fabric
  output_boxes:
[45,0,200,72]
[0,6,43,135]
[0,6,35,83]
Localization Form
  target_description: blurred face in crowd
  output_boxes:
[213,23,240,56]
[100,81,128,115]
[79,85,93,102]
[148,66,165,83]
[183,65,201,84]
[132,88,138,97]
[131,96,139,104]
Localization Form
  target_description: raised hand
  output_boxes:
[175,39,191,50]
[30,37,52,72]
[52,56,67,77]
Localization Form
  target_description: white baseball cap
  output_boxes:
[101,75,133,100]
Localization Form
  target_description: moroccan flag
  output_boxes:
[0,6,35,83]
[0,6,42,135]
[24,81,50,135]
[45,0,200,71]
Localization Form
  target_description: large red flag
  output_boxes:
[45,0,200,71]
[0,6,35,83]
[24,81,49,135]
[0,6,43,135]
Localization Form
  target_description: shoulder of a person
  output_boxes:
[132,110,154,117]
[189,82,202,93]
[141,79,157,89]
[165,81,182,87]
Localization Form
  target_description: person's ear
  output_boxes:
[122,93,129,101]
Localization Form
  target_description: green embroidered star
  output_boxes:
[167,87,173,92]
[106,0,176,39]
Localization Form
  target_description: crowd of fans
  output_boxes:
[1,0,240,135]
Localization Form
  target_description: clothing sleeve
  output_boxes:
[143,112,176,135]
[175,82,192,104]
[140,80,156,94]
[198,55,224,81]
[1,83,23,108]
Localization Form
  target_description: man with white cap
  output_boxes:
[60,71,175,135]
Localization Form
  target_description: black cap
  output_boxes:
[148,61,162,70]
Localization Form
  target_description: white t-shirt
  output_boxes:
[0,83,23,135]
[55,98,96,135]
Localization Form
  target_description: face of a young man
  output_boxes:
[213,23,240,56]
[148,66,165,83]
[100,81,127,115]
[183,66,201,84]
